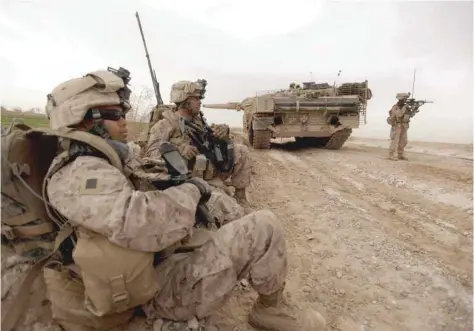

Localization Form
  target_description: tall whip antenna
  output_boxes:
[411,68,417,98]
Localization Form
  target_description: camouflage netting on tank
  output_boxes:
[301,82,331,90]
[337,82,372,100]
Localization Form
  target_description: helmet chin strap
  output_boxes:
[88,108,111,139]
[177,99,200,117]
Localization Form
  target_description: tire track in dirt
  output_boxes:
[312,148,470,279]
[295,148,473,269]
[243,143,472,331]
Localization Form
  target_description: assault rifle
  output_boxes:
[405,98,433,116]
[179,113,235,173]
[152,142,216,228]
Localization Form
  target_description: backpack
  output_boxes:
[1,120,158,331]
[143,104,175,142]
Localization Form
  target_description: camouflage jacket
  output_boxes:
[145,109,229,159]
[389,103,411,124]
[46,153,201,252]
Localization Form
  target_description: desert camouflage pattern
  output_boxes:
[1,194,56,258]
[169,81,204,104]
[388,102,410,159]
[142,209,288,321]
[396,92,410,100]
[45,70,129,130]
[125,141,245,224]
[1,246,64,331]
[146,109,252,189]
[46,155,201,253]
[46,153,289,328]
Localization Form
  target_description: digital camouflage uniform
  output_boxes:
[37,71,324,331]
[145,80,253,211]
[387,92,412,161]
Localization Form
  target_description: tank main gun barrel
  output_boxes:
[202,103,242,111]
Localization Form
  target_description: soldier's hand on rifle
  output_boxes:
[185,177,212,204]
[182,145,199,160]
[211,123,230,140]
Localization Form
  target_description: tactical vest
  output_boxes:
[158,112,218,180]
[1,121,158,331]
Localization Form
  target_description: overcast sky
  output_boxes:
[0,0,472,144]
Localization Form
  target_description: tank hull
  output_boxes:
[203,80,371,150]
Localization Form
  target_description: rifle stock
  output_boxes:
[156,142,216,228]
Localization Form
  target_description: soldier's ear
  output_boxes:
[75,119,94,131]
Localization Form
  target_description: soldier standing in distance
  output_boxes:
[387,92,412,161]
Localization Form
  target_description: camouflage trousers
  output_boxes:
[217,143,252,190]
[142,209,288,321]
[207,189,245,226]
[388,124,408,156]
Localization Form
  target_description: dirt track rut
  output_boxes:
[2,135,472,331]
[226,137,473,331]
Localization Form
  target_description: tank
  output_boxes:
[203,80,372,149]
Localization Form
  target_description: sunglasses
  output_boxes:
[86,108,126,121]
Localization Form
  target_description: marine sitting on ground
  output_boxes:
[1,68,326,331]
[144,79,254,213]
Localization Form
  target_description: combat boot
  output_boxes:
[248,288,326,331]
[155,317,239,331]
[398,154,408,161]
[387,152,398,161]
[234,188,254,214]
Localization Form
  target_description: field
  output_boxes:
[1,109,148,135]
[2,112,473,331]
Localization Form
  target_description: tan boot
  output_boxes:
[387,152,398,161]
[157,318,238,331]
[398,154,408,160]
[234,188,254,214]
[248,289,326,331]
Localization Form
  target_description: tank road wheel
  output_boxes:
[252,130,272,149]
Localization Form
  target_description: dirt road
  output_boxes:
[2,135,472,331]
[221,134,473,331]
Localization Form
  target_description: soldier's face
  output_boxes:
[99,107,129,142]
[188,96,201,114]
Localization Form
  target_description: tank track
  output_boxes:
[324,127,352,150]
[252,130,272,149]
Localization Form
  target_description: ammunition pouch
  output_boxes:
[192,154,216,180]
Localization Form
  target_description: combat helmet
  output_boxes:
[169,79,207,104]
[396,92,410,100]
[45,67,132,130]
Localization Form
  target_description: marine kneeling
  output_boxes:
[43,68,325,331]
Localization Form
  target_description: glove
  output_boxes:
[186,177,212,204]
[211,124,230,140]
[181,145,199,160]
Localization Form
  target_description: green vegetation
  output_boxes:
[1,110,148,139]
[1,111,50,128]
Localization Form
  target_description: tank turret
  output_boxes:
[202,79,372,150]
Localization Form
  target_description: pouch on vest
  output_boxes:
[1,121,60,257]
[43,267,133,330]
[72,227,159,316]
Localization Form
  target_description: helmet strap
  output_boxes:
[88,109,111,139]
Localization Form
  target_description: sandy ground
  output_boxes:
[2,134,472,331]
